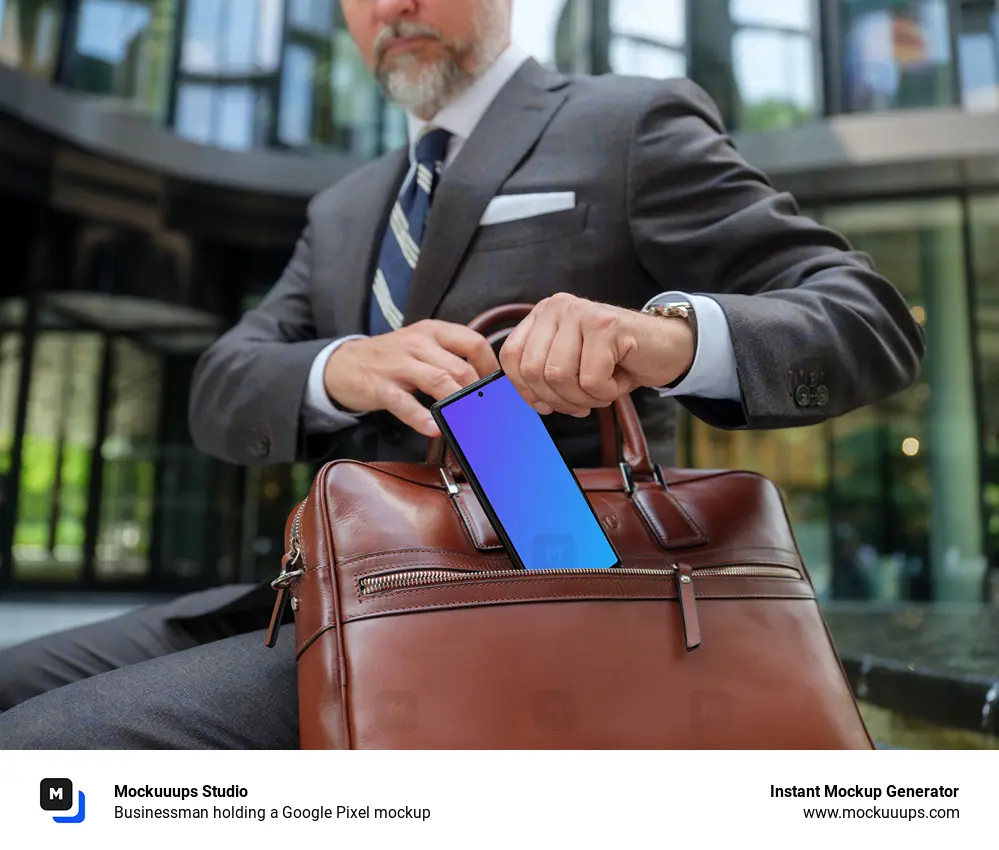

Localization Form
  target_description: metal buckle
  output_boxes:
[653,463,667,489]
[271,568,304,590]
[619,462,635,496]
[439,467,460,496]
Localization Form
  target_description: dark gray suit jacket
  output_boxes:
[189,59,924,469]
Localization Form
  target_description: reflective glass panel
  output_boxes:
[971,195,999,574]
[63,0,178,122]
[731,0,814,28]
[0,333,20,477]
[608,0,686,77]
[824,200,982,602]
[175,82,269,149]
[181,0,281,74]
[958,0,999,111]
[96,339,161,579]
[0,0,62,79]
[840,0,955,112]
[512,0,570,67]
[610,0,686,45]
[13,333,103,581]
[731,0,819,131]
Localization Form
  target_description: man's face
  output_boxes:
[340,0,511,118]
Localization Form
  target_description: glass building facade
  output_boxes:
[1,0,998,604]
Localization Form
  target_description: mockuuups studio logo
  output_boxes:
[40,778,86,823]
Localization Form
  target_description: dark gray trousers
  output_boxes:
[0,584,298,749]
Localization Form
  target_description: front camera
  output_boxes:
[478,391,484,397]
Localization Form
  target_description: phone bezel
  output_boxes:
[430,369,622,571]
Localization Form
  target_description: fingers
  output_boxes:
[502,296,620,416]
[375,321,498,439]
[516,307,563,414]
[500,309,538,407]
[426,321,500,379]
[578,327,627,403]
[402,359,467,402]
[377,382,440,438]
[542,322,608,415]
[410,339,481,390]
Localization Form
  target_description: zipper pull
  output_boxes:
[265,586,289,648]
[265,544,303,648]
[674,563,701,652]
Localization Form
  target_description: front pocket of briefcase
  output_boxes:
[334,563,870,750]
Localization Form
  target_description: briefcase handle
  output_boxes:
[426,303,656,478]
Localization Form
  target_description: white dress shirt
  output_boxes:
[303,44,740,432]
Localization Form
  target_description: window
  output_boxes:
[970,195,999,573]
[823,200,983,602]
[96,339,161,579]
[684,0,819,132]
[0,0,62,79]
[278,43,316,147]
[730,0,820,131]
[839,0,955,112]
[607,0,686,77]
[511,0,572,69]
[180,0,282,75]
[957,0,999,110]
[288,0,332,37]
[0,334,21,477]
[277,3,383,154]
[175,82,269,149]
[62,0,178,123]
[13,333,103,580]
[174,0,281,148]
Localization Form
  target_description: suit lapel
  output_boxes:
[402,59,571,325]
[330,148,408,336]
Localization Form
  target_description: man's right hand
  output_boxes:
[323,320,500,437]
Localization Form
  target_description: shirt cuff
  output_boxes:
[302,336,371,432]
[641,291,741,402]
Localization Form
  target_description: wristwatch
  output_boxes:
[641,300,698,388]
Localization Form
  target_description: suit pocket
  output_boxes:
[471,203,589,252]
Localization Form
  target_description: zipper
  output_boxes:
[287,499,307,571]
[265,498,308,649]
[358,562,800,654]
[358,563,799,595]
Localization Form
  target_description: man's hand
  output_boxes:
[323,320,500,437]
[499,294,695,417]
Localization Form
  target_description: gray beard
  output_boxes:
[378,57,476,118]
[375,0,509,117]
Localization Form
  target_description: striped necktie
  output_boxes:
[369,127,453,335]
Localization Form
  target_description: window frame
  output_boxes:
[728,0,825,130]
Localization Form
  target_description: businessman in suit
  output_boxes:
[0,0,923,749]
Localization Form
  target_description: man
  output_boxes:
[0,0,923,749]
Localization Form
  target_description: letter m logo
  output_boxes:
[39,779,74,812]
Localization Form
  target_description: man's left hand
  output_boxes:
[499,294,695,417]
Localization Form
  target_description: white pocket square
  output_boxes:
[479,192,576,226]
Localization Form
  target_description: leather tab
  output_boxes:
[265,587,288,648]
[675,563,700,652]
[452,488,503,550]
[633,487,707,549]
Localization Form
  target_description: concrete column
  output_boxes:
[922,220,986,601]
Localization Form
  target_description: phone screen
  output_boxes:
[435,373,620,571]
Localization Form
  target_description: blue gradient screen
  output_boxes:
[438,374,619,570]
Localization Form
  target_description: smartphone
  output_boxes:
[431,370,621,571]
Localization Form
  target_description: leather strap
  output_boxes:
[426,304,655,477]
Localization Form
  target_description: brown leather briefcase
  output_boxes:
[266,304,874,749]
